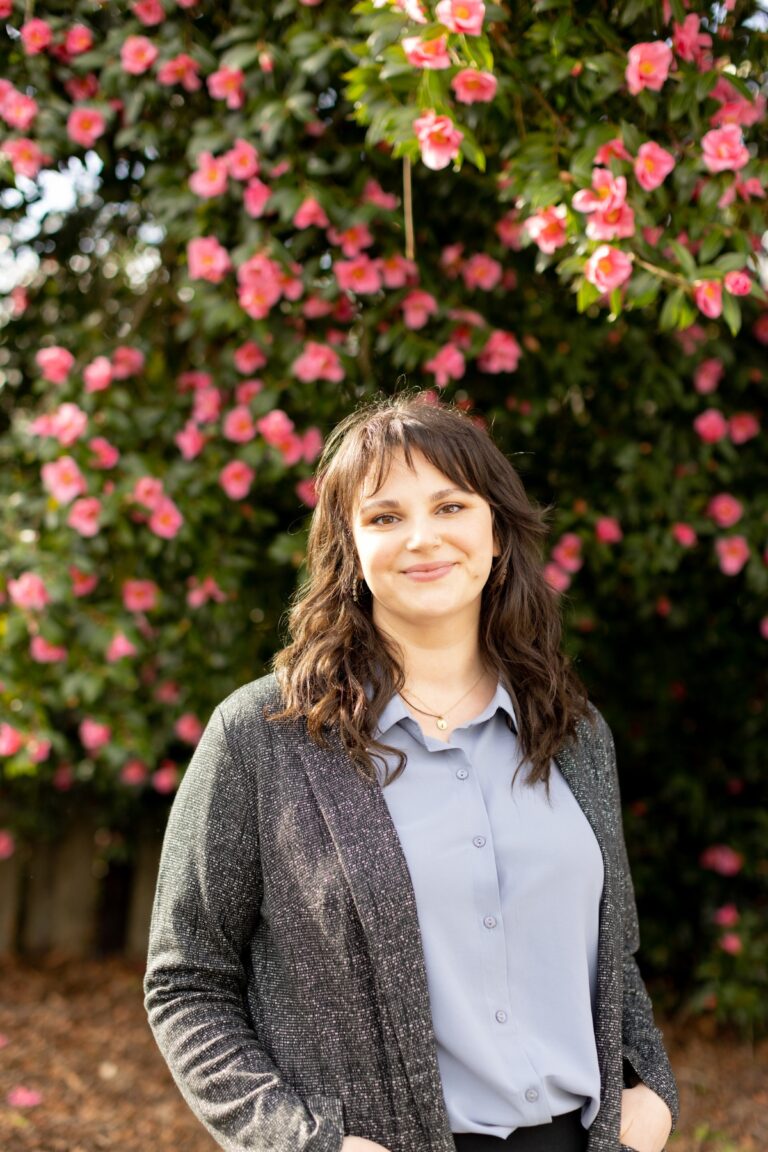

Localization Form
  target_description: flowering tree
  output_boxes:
[0,0,766,1022]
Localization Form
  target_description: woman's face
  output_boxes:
[350,449,499,638]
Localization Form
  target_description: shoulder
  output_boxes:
[214,672,302,750]
[568,700,617,771]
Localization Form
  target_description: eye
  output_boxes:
[438,502,464,514]
[369,513,399,525]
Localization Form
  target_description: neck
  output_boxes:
[379,631,489,695]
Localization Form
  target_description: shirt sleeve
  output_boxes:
[598,713,680,1131]
[143,704,344,1152]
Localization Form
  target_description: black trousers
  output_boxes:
[453,1108,587,1152]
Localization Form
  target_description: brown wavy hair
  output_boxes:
[269,392,593,786]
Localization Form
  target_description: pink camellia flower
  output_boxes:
[51,400,88,445]
[207,67,245,109]
[192,385,221,424]
[552,533,583,573]
[175,713,203,745]
[237,252,283,319]
[729,413,760,444]
[294,197,330,229]
[120,35,158,75]
[713,904,740,927]
[30,635,67,663]
[67,497,102,537]
[361,179,399,210]
[0,724,24,757]
[70,566,99,596]
[149,497,184,539]
[724,269,751,296]
[451,68,497,104]
[83,355,113,393]
[478,330,522,374]
[175,421,206,460]
[20,18,53,55]
[719,933,743,955]
[672,523,697,548]
[413,111,463,171]
[462,253,502,291]
[6,1086,43,1108]
[543,563,571,593]
[155,680,181,704]
[526,205,568,254]
[496,211,525,250]
[123,579,158,612]
[36,346,74,384]
[435,0,485,34]
[132,0,165,25]
[700,843,743,875]
[157,53,201,91]
[302,427,323,464]
[693,280,722,319]
[594,137,631,165]
[65,25,94,56]
[715,535,750,575]
[573,169,627,214]
[625,41,673,95]
[67,106,107,147]
[187,236,232,283]
[379,252,418,289]
[694,357,723,394]
[2,89,39,132]
[112,345,144,378]
[584,246,633,294]
[64,74,99,102]
[296,478,318,507]
[0,829,16,859]
[234,341,267,374]
[187,575,227,608]
[292,341,345,384]
[424,343,466,388]
[121,759,148,786]
[403,35,451,70]
[257,410,295,450]
[189,151,228,199]
[8,573,49,611]
[132,476,164,509]
[586,202,635,242]
[224,138,259,181]
[327,222,375,258]
[402,291,438,330]
[27,736,51,763]
[245,177,275,217]
[79,717,111,752]
[2,138,48,179]
[236,377,263,402]
[152,761,180,793]
[89,437,119,469]
[634,142,676,191]
[693,408,728,443]
[107,633,138,662]
[223,405,256,443]
[41,456,87,505]
[707,493,743,528]
[595,516,623,543]
[219,460,255,500]
[761,617,768,640]
[673,14,712,64]
[334,255,382,295]
[702,125,750,174]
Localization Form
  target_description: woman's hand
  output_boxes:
[341,1138,391,1151]
[620,1083,673,1152]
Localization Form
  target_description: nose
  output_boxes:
[405,514,441,550]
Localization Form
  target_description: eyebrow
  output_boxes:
[359,487,469,514]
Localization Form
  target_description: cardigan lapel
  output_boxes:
[297,733,454,1147]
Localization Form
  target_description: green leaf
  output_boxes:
[659,287,685,331]
[714,252,748,274]
[697,230,725,265]
[721,292,742,337]
[668,240,697,280]
[577,278,601,312]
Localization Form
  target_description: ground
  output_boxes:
[0,957,765,1152]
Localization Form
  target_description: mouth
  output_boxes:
[402,562,455,580]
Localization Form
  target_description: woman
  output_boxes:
[144,393,678,1152]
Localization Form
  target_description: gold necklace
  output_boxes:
[400,668,488,731]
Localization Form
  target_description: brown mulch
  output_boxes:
[0,957,765,1152]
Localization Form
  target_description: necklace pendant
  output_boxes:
[436,717,448,730]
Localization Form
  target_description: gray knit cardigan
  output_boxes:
[144,673,678,1152]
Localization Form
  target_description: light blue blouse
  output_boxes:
[374,681,604,1138]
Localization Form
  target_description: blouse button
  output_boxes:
[456,768,469,780]
[472,836,486,848]
[525,1088,540,1103]
[495,1009,508,1023]
[483,915,497,929]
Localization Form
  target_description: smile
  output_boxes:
[402,563,455,582]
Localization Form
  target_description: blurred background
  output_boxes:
[0,1,766,1149]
